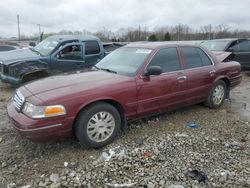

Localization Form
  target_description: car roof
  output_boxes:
[125,41,199,49]
[203,38,248,42]
[47,35,100,42]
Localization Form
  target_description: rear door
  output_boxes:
[229,40,250,69]
[51,43,85,73]
[180,46,215,103]
[136,47,187,116]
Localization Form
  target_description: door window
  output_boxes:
[149,48,181,73]
[231,41,250,52]
[85,41,100,55]
[197,48,212,66]
[57,45,83,60]
[182,47,203,68]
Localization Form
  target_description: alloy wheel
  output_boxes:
[86,111,115,142]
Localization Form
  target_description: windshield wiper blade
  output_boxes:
[93,65,117,74]
[30,48,41,55]
[93,65,100,70]
[100,68,117,74]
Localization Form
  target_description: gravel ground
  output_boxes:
[0,73,249,188]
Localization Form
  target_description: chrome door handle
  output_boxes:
[177,76,187,81]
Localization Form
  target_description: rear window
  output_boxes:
[85,41,100,55]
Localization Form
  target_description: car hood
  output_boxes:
[23,70,133,103]
[0,48,40,64]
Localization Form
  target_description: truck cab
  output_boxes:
[0,35,105,86]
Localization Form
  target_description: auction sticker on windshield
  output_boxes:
[136,49,152,54]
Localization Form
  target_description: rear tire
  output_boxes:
[75,102,121,148]
[205,80,227,109]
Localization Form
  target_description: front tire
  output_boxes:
[75,102,121,148]
[206,80,227,109]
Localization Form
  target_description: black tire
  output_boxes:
[74,102,121,148]
[205,80,227,109]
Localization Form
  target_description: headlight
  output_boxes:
[22,102,66,118]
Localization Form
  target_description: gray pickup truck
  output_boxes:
[0,35,107,86]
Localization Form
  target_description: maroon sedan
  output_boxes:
[7,42,241,148]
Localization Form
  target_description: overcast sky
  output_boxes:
[0,0,249,38]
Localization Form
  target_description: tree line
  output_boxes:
[9,24,250,42]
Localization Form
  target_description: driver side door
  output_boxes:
[50,43,85,73]
[136,47,187,116]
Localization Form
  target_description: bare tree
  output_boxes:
[16,24,250,42]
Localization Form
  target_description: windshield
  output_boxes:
[201,40,230,51]
[34,37,59,56]
[95,47,152,76]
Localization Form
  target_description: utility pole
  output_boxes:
[209,24,212,40]
[17,15,20,42]
[102,26,106,41]
[38,24,41,36]
[178,24,181,41]
[138,25,141,41]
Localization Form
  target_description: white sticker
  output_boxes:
[136,49,152,54]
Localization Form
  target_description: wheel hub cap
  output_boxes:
[212,85,225,105]
[87,111,115,142]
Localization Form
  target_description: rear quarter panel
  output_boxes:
[215,61,242,89]
[203,48,242,90]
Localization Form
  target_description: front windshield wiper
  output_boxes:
[93,65,117,74]
[100,68,117,74]
[93,65,100,70]
[30,48,42,56]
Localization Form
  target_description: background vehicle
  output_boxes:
[0,45,19,52]
[201,38,250,69]
[7,42,241,148]
[0,35,107,86]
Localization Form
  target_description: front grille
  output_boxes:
[3,65,8,74]
[13,90,25,111]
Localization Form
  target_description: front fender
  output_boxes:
[9,60,49,78]
[76,97,124,114]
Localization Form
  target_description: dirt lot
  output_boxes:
[0,73,249,188]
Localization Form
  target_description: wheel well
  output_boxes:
[220,78,230,98]
[72,100,126,135]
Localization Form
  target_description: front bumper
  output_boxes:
[0,73,22,86]
[7,99,74,142]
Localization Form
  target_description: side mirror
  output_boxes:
[29,42,37,47]
[104,51,110,56]
[143,66,162,77]
[56,53,61,59]
[227,47,234,52]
